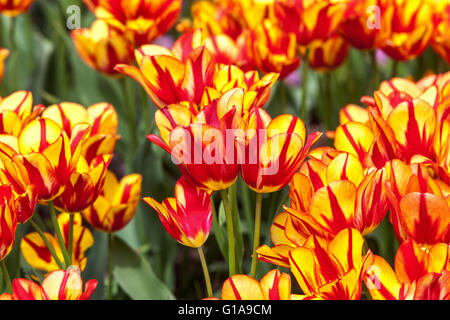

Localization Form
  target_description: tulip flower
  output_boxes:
[432,2,450,65]
[0,91,44,137]
[0,185,16,261]
[0,118,89,201]
[0,48,8,84]
[378,0,435,61]
[335,75,450,178]
[0,267,97,300]
[53,154,112,213]
[304,35,350,72]
[364,238,450,300]
[144,176,212,248]
[82,171,142,233]
[384,160,450,245]
[339,0,388,50]
[42,102,119,163]
[83,0,182,47]
[257,150,388,267]
[289,228,374,300]
[239,108,322,193]
[219,270,293,300]
[248,19,300,78]
[71,19,135,77]
[116,29,278,111]
[20,213,94,272]
[274,0,345,46]
[0,0,34,16]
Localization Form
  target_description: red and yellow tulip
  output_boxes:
[378,0,436,61]
[219,269,293,300]
[53,154,112,213]
[289,228,374,300]
[274,0,345,46]
[0,185,17,261]
[239,108,322,193]
[432,2,450,65]
[0,91,44,137]
[339,0,388,50]
[144,176,212,248]
[384,160,450,245]
[42,102,119,163]
[82,171,142,233]
[303,35,350,72]
[0,267,97,300]
[20,213,94,272]
[71,19,135,77]
[116,29,278,111]
[257,149,388,267]
[0,0,35,16]
[248,19,300,78]
[0,118,89,201]
[365,238,450,300]
[83,0,182,47]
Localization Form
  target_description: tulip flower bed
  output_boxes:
[0,0,448,301]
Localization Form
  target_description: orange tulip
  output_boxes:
[71,19,135,76]
[384,160,450,245]
[21,213,94,272]
[143,176,212,248]
[335,74,450,180]
[289,228,374,300]
[0,267,97,300]
[82,171,142,233]
[219,269,293,300]
[0,48,8,84]
[365,238,450,300]
[0,185,17,261]
[83,0,182,46]
[239,108,322,193]
[257,149,388,267]
[0,0,34,16]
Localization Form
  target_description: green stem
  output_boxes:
[67,213,74,266]
[197,246,213,297]
[1,260,12,294]
[29,219,65,270]
[300,49,310,121]
[371,50,380,90]
[250,193,263,278]
[120,78,138,152]
[107,233,114,300]
[392,60,399,78]
[140,87,153,135]
[280,80,287,114]
[48,201,71,268]
[8,17,17,92]
[219,189,236,276]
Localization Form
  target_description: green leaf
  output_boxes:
[111,236,175,300]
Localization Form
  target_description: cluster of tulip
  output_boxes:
[0,0,449,301]
[0,90,142,299]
